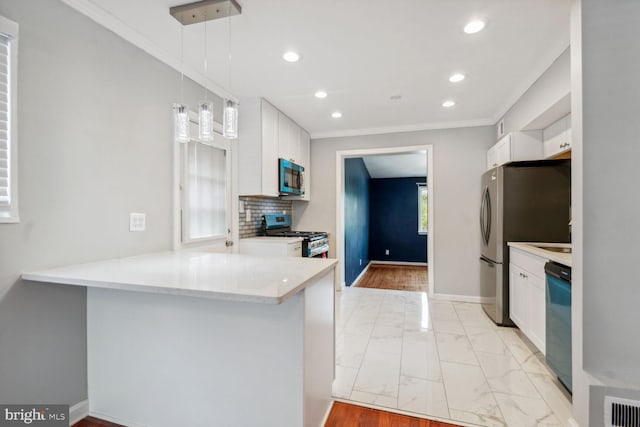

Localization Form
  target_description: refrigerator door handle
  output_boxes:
[480,186,491,245]
[484,186,492,245]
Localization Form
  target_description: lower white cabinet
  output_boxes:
[239,237,302,258]
[509,247,548,354]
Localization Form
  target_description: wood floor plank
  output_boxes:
[325,402,460,427]
[356,264,428,292]
[72,416,125,427]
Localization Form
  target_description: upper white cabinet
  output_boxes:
[239,98,280,197]
[487,131,543,170]
[278,112,301,164]
[239,98,311,200]
[543,114,572,158]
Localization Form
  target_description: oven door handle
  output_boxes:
[308,243,330,257]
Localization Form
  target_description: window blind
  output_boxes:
[0,34,10,207]
[187,141,227,240]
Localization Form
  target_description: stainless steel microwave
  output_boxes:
[279,158,305,195]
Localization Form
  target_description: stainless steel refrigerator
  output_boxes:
[480,160,571,326]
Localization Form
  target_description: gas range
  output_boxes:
[261,214,329,258]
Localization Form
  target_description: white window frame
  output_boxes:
[176,112,232,250]
[418,184,428,235]
[0,15,18,223]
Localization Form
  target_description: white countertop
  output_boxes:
[22,251,337,304]
[508,242,572,267]
[240,236,303,243]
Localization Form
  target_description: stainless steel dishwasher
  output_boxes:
[545,261,572,393]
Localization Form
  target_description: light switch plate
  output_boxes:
[129,213,146,232]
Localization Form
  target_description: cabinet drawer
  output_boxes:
[510,248,546,279]
[287,242,302,257]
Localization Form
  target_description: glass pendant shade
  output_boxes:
[223,99,238,139]
[173,104,190,143]
[198,101,214,141]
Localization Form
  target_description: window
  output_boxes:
[179,117,231,246]
[418,184,428,234]
[0,16,18,223]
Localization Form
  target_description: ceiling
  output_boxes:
[362,153,427,179]
[64,0,570,138]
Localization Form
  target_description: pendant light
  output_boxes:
[170,0,243,142]
[198,18,214,142]
[223,13,238,139]
[173,24,190,143]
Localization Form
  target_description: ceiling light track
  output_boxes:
[170,0,242,25]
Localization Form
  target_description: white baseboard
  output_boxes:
[321,400,335,426]
[371,260,428,266]
[89,411,146,427]
[351,262,371,287]
[69,399,89,426]
[433,293,493,304]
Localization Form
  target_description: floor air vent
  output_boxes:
[606,396,640,427]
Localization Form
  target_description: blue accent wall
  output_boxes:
[344,158,370,286]
[369,177,427,263]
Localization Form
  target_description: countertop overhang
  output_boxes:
[508,242,572,266]
[22,251,337,304]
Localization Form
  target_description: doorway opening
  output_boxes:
[335,145,434,296]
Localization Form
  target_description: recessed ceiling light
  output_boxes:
[331,111,343,119]
[315,90,328,99]
[449,73,465,83]
[464,19,486,34]
[442,100,456,108]
[283,51,300,62]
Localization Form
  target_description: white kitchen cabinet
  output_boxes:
[278,112,301,164]
[239,98,280,197]
[283,128,311,201]
[239,237,303,257]
[239,98,311,200]
[509,247,548,354]
[486,131,543,170]
[543,114,572,158]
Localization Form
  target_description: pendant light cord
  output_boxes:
[180,23,184,104]
[203,15,208,102]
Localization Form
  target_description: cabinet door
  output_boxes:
[529,274,546,355]
[261,101,280,197]
[278,113,300,163]
[509,264,526,329]
[298,128,310,201]
[497,135,512,166]
[543,115,571,158]
[487,145,498,170]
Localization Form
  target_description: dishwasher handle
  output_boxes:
[544,262,571,282]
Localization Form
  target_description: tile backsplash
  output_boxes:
[239,197,293,238]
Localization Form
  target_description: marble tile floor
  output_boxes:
[333,287,573,427]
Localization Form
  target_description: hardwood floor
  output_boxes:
[325,402,460,427]
[72,416,125,427]
[73,402,459,427]
[356,264,428,292]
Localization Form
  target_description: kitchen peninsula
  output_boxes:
[23,251,337,427]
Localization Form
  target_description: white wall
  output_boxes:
[293,126,495,298]
[572,1,640,425]
[498,48,571,135]
[0,0,224,405]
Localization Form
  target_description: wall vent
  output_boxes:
[605,396,640,427]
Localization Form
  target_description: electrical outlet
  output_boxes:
[385,249,390,255]
[129,213,146,232]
